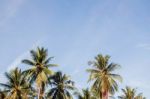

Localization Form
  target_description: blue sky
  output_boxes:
[0,0,150,98]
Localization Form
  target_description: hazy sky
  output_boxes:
[0,0,150,98]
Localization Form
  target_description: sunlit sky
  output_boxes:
[0,0,150,98]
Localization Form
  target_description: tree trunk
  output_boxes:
[38,88,43,99]
[102,91,108,99]
[38,86,44,99]
[106,91,108,99]
[38,87,40,99]
[100,91,102,99]
[40,87,44,99]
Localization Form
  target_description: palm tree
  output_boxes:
[87,54,122,99]
[74,88,96,99]
[118,87,146,99]
[0,68,32,99]
[46,71,75,99]
[22,47,57,99]
[118,86,136,99]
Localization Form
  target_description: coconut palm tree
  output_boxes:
[46,71,75,99]
[118,87,146,99]
[74,88,97,99]
[22,47,57,99]
[118,86,137,99]
[0,68,33,99]
[87,54,122,99]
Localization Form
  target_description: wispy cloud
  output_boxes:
[7,39,45,71]
[0,0,27,27]
[136,43,150,50]
[7,51,29,71]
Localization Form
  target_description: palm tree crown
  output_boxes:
[22,47,57,99]
[118,86,146,99]
[0,68,32,99]
[87,54,122,99]
[47,71,75,99]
